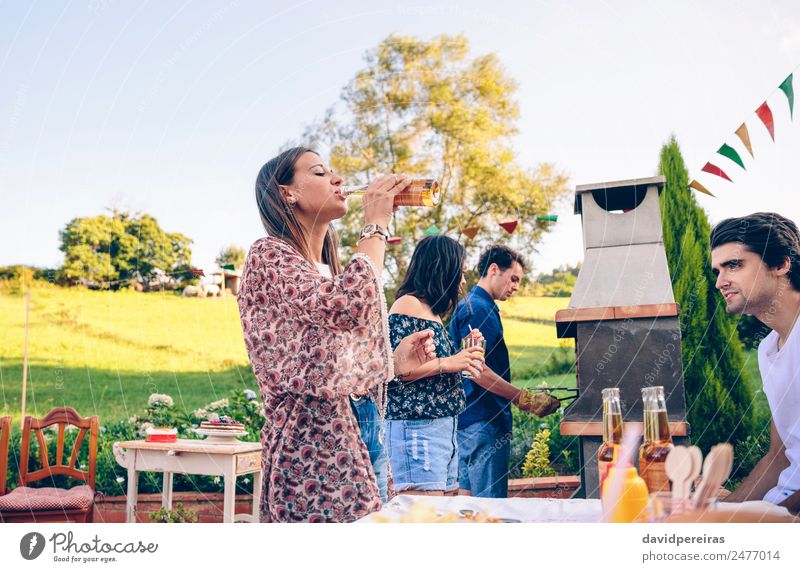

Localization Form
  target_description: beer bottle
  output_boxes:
[598,387,623,492]
[638,386,674,493]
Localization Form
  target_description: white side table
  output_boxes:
[114,438,262,523]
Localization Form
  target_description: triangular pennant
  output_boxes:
[499,220,518,234]
[423,225,440,236]
[735,123,754,158]
[537,215,558,222]
[701,162,733,182]
[755,101,775,141]
[189,268,205,277]
[221,264,235,271]
[779,74,794,119]
[717,143,745,170]
[387,236,403,245]
[689,180,715,197]
[461,227,479,240]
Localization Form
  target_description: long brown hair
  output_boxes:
[255,147,342,275]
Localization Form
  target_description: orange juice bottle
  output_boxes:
[601,464,650,522]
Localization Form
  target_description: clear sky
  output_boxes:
[2,0,800,276]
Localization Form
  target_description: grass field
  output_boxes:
[0,285,254,424]
[0,286,765,425]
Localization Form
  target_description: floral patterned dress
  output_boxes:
[237,236,393,522]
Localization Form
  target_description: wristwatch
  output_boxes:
[359,223,390,242]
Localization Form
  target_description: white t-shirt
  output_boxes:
[758,321,800,504]
[315,262,332,279]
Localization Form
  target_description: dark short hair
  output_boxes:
[396,235,466,317]
[477,244,526,277]
[710,212,800,291]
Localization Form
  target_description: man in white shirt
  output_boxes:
[710,212,800,514]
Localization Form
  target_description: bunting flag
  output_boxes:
[499,220,518,234]
[717,143,746,170]
[779,74,794,119]
[387,236,403,245]
[221,264,236,271]
[735,123,754,158]
[537,215,558,222]
[461,227,479,240]
[423,225,440,236]
[756,101,775,141]
[701,162,733,182]
[689,180,715,197]
[189,269,205,277]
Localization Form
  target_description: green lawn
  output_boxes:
[0,285,255,424]
[0,287,766,427]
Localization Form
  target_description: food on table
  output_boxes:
[145,426,177,443]
[200,414,245,432]
[372,500,502,523]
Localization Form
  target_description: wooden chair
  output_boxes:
[0,407,99,523]
[0,416,10,496]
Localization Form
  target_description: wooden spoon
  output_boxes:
[665,446,693,503]
[688,446,703,497]
[694,444,734,505]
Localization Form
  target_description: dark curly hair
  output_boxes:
[710,212,800,291]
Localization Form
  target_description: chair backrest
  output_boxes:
[0,416,10,494]
[19,408,99,489]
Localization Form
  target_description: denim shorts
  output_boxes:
[385,416,459,492]
[350,396,389,503]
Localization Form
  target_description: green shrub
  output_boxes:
[509,408,580,478]
[149,502,198,523]
[522,429,557,478]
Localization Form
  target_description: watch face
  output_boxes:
[363,224,376,234]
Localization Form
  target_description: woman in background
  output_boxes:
[385,235,485,495]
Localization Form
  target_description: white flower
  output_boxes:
[243,389,257,400]
[128,416,140,424]
[207,398,229,410]
[116,476,125,483]
[213,476,221,484]
[148,393,174,408]
[193,408,208,420]
[243,478,250,484]
[139,422,154,435]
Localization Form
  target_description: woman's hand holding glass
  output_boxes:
[363,174,412,228]
[442,331,485,379]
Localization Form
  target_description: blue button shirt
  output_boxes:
[449,286,513,433]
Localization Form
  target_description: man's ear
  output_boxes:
[775,255,792,278]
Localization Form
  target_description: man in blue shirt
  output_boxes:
[450,244,560,497]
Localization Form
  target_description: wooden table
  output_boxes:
[113,438,262,523]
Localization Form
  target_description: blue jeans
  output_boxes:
[385,416,459,492]
[350,396,389,502]
[458,420,512,497]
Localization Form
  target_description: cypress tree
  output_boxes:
[658,135,754,454]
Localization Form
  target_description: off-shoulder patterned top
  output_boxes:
[237,236,394,523]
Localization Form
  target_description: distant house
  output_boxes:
[209,269,242,296]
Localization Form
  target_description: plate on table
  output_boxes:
[194,428,248,441]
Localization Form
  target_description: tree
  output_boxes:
[58,211,193,287]
[215,245,245,270]
[658,135,754,455]
[304,34,569,284]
